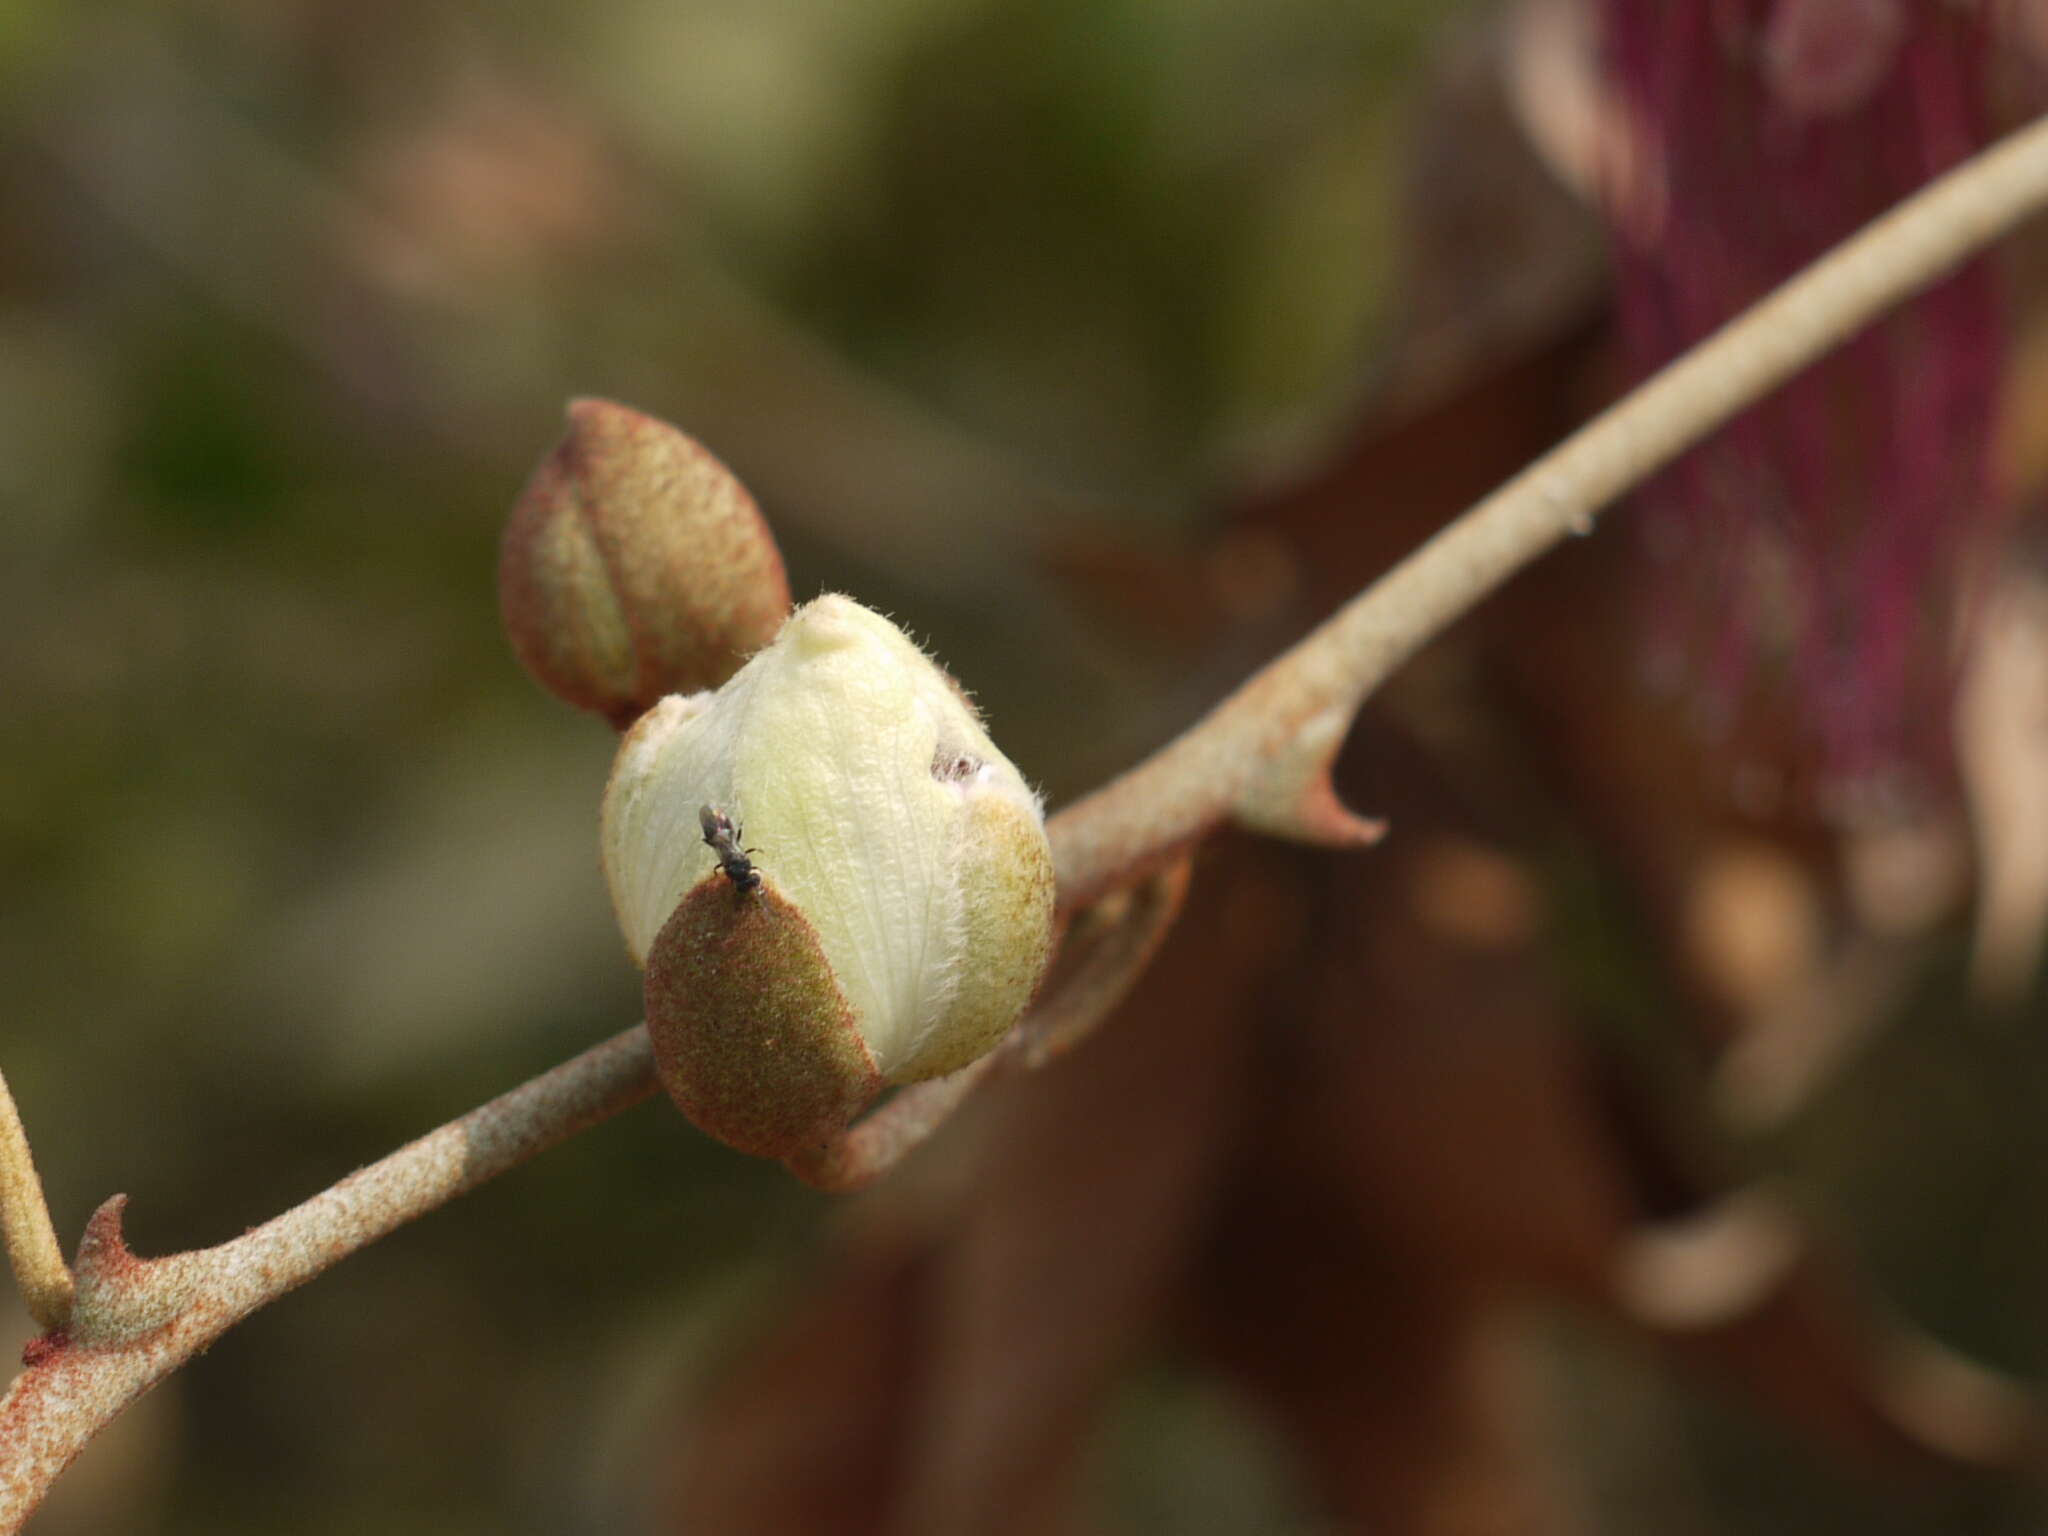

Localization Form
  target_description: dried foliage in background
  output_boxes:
[8,2,2048,1532]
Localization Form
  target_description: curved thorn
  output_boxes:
[73,1195,131,1272]
[1229,706,1386,850]
[1234,770,1386,850]
[66,1196,192,1349]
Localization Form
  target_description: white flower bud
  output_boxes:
[602,594,1057,1157]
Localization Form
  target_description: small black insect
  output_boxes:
[698,804,761,895]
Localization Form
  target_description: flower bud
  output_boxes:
[499,399,791,727]
[603,594,1057,1158]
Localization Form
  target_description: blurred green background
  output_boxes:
[0,2,1450,1528]
[6,1,2048,1532]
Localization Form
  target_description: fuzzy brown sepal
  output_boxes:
[644,876,883,1159]
[499,399,791,727]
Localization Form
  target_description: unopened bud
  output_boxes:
[603,595,1057,1158]
[499,400,791,727]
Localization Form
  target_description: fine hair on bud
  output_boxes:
[603,594,1057,1157]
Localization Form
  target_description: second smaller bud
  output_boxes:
[499,399,791,727]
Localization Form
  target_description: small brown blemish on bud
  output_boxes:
[20,1330,67,1369]
[644,878,881,1158]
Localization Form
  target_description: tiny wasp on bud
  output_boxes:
[698,804,761,894]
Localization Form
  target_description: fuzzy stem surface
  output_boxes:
[0,1075,70,1334]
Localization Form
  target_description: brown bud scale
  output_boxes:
[500,399,791,726]
[643,875,882,1158]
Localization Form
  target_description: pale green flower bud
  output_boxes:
[602,594,1057,1158]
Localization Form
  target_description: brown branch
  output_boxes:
[9,108,2048,1535]
[0,1027,656,1529]
[0,1074,70,1334]
[1052,112,2048,908]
